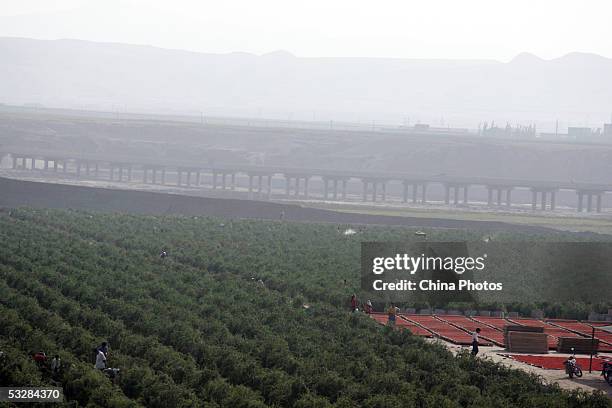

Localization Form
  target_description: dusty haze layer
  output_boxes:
[1,37,611,130]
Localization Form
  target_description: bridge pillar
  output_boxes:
[62,160,67,173]
[44,159,49,171]
[587,193,593,212]
[531,190,537,210]
[212,171,218,189]
[383,181,388,201]
[463,186,469,205]
[152,168,158,184]
[285,176,291,197]
[127,166,132,182]
[31,158,36,170]
[294,177,300,197]
[496,189,502,206]
[196,171,201,186]
[372,181,377,202]
[324,178,329,200]
[506,188,512,207]
[402,182,409,203]
[487,187,494,206]
[231,173,236,190]
[109,166,114,181]
[453,186,459,205]
[118,166,124,181]
[267,175,273,199]
[258,175,263,197]
[332,179,338,200]
[421,183,428,204]
[248,175,254,199]
[76,161,82,178]
[186,171,192,186]
[413,184,418,203]
[341,179,347,200]
[143,168,149,184]
[177,170,182,186]
[596,194,603,213]
[550,191,556,210]
[94,163,99,178]
[444,185,450,204]
[304,177,309,199]
[86,162,90,176]
[362,181,368,201]
[541,191,547,210]
[12,156,17,169]
[577,192,584,212]
[160,168,166,185]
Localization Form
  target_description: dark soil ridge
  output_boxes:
[0,176,559,233]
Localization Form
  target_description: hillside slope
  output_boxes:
[1,37,611,126]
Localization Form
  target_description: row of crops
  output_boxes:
[0,208,610,407]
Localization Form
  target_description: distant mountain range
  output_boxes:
[1,37,611,129]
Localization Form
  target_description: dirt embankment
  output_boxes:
[0,176,558,233]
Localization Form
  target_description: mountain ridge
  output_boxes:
[1,37,611,129]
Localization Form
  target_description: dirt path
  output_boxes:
[428,339,612,397]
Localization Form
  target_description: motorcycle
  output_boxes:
[564,349,583,379]
[602,361,612,386]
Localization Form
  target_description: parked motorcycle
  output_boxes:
[564,349,583,379]
[602,361,612,386]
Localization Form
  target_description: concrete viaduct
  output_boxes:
[1,150,609,213]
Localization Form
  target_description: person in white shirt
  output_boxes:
[94,349,107,370]
[51,355,61,375]
[471,328,481,356]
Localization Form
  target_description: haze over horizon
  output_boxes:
[1,0,611,61]
[1,0,611,131]
[2,36,612,132]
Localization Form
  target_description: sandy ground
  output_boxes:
[427,338,612,397]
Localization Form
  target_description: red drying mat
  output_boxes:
[500,354,610,371]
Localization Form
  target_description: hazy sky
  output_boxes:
[1,0,611,61]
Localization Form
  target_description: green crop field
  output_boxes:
[0,208,610,407]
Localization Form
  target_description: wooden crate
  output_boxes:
[557,337,600,354]
[506,331,548,353]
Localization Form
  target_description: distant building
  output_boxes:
[568,127,593,139]
[604,123,612,137]
[414,123,430,131]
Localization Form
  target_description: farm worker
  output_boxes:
[33,352,47,365]
[95,349,107,370]
[365,300,373,314]
[51,355,61,374]
[350,294,358,312]
[471,328,481,356]
[387,304,397,325]
[160,250,168,258]
[97,342,109,356]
